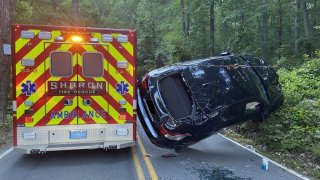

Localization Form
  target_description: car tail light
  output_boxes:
[159,125,191,141]
[141,74,150,89]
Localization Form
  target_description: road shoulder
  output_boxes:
[218,133,311,180]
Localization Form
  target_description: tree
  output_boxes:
[180,0,186,35]
[312,0,317,34]
[277,0,283,60]
[11,0,320,69]
[294,0,301,57]
[186,0,190,37]
[210,0,215,56]
[72,0,80,26]
[0,0,14,122]
[261,0,270,61]
[301,0,310,37]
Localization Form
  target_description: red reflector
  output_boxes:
[25,117,33,123]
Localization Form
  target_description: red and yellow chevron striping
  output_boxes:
[13,25,136,130]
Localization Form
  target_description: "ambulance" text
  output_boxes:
[50,110,106,119]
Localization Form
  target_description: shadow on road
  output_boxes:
[13,148,132,168]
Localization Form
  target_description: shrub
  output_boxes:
[240,57,320,156]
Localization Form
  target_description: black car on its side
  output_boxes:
[137,53,283,149]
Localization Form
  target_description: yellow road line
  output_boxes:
[137,133,158,180]
[131,147,145,180]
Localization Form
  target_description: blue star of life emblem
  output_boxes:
[21,80,37,96]
[116,81,129,95]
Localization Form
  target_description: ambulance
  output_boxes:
[11,25,137,154]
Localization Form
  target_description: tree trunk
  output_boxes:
[277,0,283,60]
[294,0,301,57]
[301,0,310,37]
[180,0,186,35]
[186,0,190,37]
[301,0,312,56]
[202,22,206,57]
[257,17,264,59]
[210,0,215,56]
[72,0,80,26]
[0,0,14,123]
[51,0,57,12]
[261,0,269,61]
[313,0,317,34]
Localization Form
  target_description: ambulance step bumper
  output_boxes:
[48,142,105,149]
[16,141,135,154]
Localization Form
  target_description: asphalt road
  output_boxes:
[0,123,307,180]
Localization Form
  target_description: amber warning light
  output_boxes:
[71,35,83,42]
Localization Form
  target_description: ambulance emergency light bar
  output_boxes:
[20,30,129,43]
[71,35,82,42]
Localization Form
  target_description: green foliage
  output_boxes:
[14,0,320,68]
[253,57,320,155]
[311,144,320,160]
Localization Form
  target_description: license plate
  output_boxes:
[70,130,87,139]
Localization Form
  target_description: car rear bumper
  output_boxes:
[137,88,159,139]
[15,124,135,154]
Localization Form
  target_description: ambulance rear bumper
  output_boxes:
[15,124,135,154]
